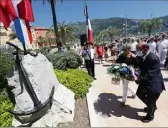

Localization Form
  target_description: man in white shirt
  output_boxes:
[155,37,161,56]
[147,36,156,54]
[130,37,138,54]
[73,44,78,53]
[82,43,96,80]
[76,44,81,55]
[158,34,168,65]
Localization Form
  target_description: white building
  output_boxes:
[0,23,10,46]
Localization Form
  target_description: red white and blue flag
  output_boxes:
[0,0,34,48]
[0,0,17,29]
[129,66,138,81]
[84,6,94,44]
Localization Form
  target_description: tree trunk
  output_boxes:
[50,0,59,45]
[110,37,113,43]
[148,28,151,36]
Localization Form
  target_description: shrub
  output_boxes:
[55,69,93,99]
[0,53,15,127]
[0,53,14,89]
[47,51,83,70]
[0,89,14,127]
[38,47,51,56]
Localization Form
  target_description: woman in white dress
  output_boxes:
[116,44,137,107]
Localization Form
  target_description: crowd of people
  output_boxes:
[72,32,168,123]
[94,33,168,67]
[72,33,168,80]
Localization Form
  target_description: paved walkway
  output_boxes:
[87,61,168,127]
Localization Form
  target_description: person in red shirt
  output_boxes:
[96,44,103,64]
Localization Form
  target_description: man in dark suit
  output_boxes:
[136,43,165,123]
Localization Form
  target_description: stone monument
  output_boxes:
[6,42,75,127]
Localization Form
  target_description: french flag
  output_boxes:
[84,6,94,44]
[129,66,138,81]
[12,0,34,49]
[0,0,34,49]
[0,0,17,29]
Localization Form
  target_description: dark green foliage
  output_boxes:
[38,47,51,56]
[0,53,15,127]
[0,89,14,127]
[55,69,93,99]
[47,51,83,70]
[0,53,14,89]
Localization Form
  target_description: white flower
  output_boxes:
[114,66,119,69]
[121,63,127,67]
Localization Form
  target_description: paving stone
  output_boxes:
[87,61,168,127]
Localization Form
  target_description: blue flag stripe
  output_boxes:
[13,18,25,45]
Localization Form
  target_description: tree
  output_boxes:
[43,0,60,44]
[140,19,162,36]
[95,27,118,44]
[152,18,163,34]
[95,30,106,44]
[35,36,45,47]
[47,21,78,45]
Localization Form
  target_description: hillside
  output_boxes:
[69,15,168,37]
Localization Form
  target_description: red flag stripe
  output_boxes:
[87,18,94,44]
[88,29,94,44]
[17,0,34,22]
[25,22,33,44]
[0,0,17,29]
[17,0,34,44]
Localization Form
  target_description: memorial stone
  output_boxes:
[7,53,75,127]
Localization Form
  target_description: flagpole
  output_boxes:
[84,0,87,6]
[84,1,88,43]
[84,0,94,45]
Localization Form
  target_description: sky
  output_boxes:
[31,0,168,28]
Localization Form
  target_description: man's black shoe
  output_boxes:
[141,116,154,123]
[144,107,148,112]
[144,107,157,112]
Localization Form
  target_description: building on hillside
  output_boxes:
[0,24,56,49]
[34,27,49,38]
[33,27,56,48]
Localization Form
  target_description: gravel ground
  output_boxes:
[58,97,90,128]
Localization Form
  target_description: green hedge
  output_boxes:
[55,69,93,99]
[0,53,14,127]
[0,90,14,127]
[0,53,14,89]
[47,51,83,70]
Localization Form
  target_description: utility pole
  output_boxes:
[126,15,128,42]
[123,15,128,43]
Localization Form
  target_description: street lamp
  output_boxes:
[123,15,128,42]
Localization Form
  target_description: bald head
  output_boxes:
[140,43,149,49]
[138,43,149,55]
